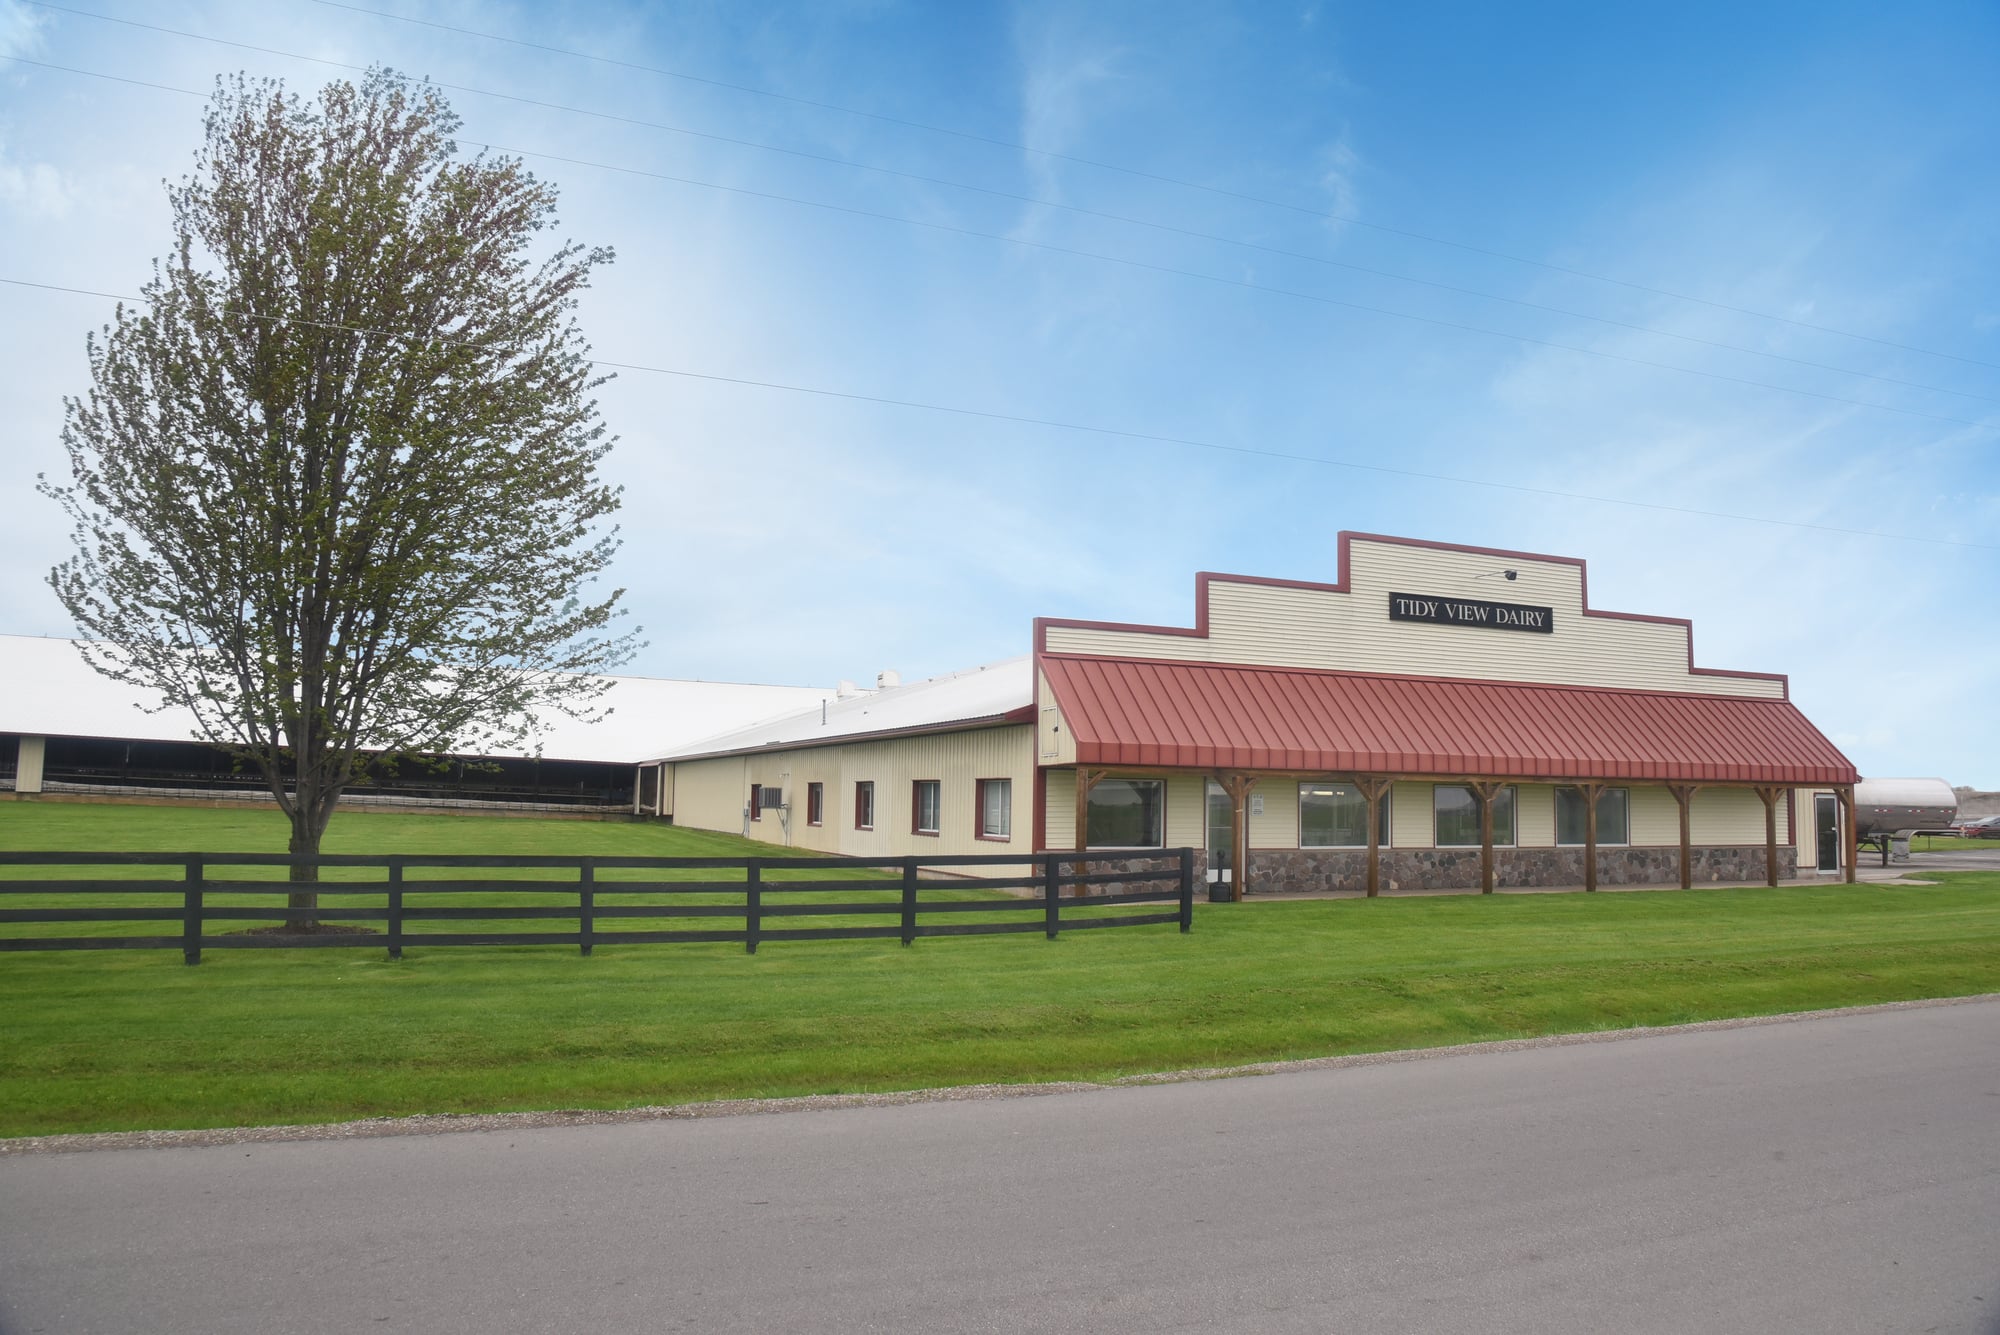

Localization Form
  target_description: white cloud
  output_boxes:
[0,146,73,217]
[0,0,43,61]
[1315,126,1359,221]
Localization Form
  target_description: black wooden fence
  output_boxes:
[0,849,1195,963]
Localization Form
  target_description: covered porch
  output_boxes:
[1039,655,1860,899]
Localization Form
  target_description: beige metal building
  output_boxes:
[642,533,1859,893]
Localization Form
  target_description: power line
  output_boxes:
[23,3,2000,395]
[291,0,2000,375]
[7,274,1995,555]
[7,54,1997,436]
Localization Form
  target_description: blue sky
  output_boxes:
[1,1,1996,783]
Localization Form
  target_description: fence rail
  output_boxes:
[0,849,1195,963]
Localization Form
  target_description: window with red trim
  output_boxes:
[976,778,1012,841]
[912,779,941,835]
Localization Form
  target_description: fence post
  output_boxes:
[745,860,761,955]
[901,859,918,946]
[1178,847,1194,933]
[578,858,595,957]
[386,860,404,961]
[182,855,203,966]
[1043,853,1060,940]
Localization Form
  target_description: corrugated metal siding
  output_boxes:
[670,756,749,833]
[1041,656,1853,784]
[1043,540,1786,699]
[668,726,1035,861]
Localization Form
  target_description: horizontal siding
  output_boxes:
[1045,767,1075,849]
[1166,774,1205,851]
[1516,784,1556,848]
[1043,769,1206,852]
[1044,539,1784,699]
[1691,786,1770,845]
[1248,781,1297,849]
[1035,669,1076,765]
[1629,785,1678,846]
[1390,781,1433,848]
[1040,770,1804,857]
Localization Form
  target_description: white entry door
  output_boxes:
[1206,780,1234,885]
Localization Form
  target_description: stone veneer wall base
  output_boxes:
[1244,845,1800,894]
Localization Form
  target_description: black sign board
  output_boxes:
[1388,592,1554,634]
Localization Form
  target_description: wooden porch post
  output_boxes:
[1220,773,1259,903]
[1668,784,1702,890]
[1840,784,1857,884]
[1471,781,1504,894]
[1578,781,1606,892]
[1072,768,1105,898]
[1357,775,1392,898]
[1755,785,1782,888]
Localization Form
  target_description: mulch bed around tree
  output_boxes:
[233,923,381,937]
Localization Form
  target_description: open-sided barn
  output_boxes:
[0,634,829,814]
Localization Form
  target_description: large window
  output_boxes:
[1435,784,1515,847]
[912,779,942,835]
[1086,777,1164,848]
[806,782,824,827]
[1299,781,1391,847]
[977,778,1012,840]
[1556,786,1629,845]
[854,780,875,830]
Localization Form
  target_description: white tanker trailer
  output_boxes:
[1853,777,1958,865]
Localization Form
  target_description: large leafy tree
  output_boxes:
[44,72,634,926]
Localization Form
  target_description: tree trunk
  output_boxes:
[287,807,325,933]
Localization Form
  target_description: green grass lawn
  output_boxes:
[1911,833,2000,852]
[3,800,1998,1138]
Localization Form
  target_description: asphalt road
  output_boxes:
[4,1001,1997,1335]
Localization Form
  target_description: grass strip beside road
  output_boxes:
[3,804,1999,1138]
[1911,833,2000,852]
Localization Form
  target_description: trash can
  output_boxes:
[1207,851,1233,902]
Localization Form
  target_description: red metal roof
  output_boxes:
[1039,655,1855,784]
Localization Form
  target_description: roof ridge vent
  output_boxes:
[876,669,901,689]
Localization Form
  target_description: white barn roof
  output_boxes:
[0,635,832,766]
[650,656,1033,762]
